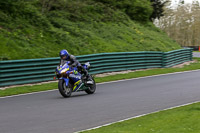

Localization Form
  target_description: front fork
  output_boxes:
[60,77,69,87]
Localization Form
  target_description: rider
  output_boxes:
[59,49,93,84]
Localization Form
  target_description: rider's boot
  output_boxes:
[86,74,93,85]
[83,71,93,85]
[79,65,93,85]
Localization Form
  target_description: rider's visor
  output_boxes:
[61,55,67,59]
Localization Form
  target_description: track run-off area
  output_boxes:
[193,52,200,57]
[0,70,200,133]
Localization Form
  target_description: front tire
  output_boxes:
[58,79,72,98]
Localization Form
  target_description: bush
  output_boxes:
[93,0,153,22]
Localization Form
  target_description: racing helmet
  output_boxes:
[59,49,68,59]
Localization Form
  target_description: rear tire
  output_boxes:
[85,77,96,94]
[58,79,72,98]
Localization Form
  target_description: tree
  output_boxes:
[156,1,200,46]
[150,0,169,21]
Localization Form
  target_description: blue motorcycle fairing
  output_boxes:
[56,66,69,75]
[56,61,91,89]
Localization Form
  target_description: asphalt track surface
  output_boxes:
[0,70,200,133]
[193,52,200,57]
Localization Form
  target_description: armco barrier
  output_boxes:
[0,48,192,87]
[162,48,193,67]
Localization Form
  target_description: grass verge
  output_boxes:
[0,58,200,97]
[81,102,200,133]
[0,1,181,60]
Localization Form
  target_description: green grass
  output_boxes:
[0,0,181,60]
[0,82,58,97]
[81,102,200,133]
[0,58,200,97]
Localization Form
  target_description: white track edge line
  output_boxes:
[0,89,57,99]
[1,69,200,99]
[75,100,200,133]
[96,69,200,85]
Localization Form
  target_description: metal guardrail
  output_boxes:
[162,48,193,67]
[0,48,193,87]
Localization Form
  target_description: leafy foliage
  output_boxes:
[150,0,169,21]
[156,1,200,46]
[93,0,153,22]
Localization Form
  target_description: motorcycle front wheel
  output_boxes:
[58,79,72,98]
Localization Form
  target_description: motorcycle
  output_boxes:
[55,62,96,98]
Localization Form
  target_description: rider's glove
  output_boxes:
[71,64,76,67]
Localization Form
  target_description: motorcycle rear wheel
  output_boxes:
[58,79,72,98]
[85,77,96,94]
